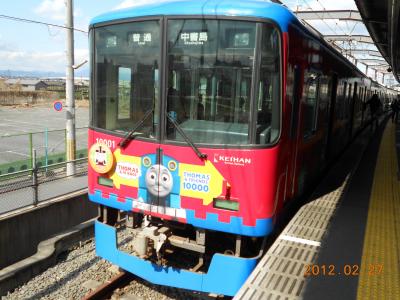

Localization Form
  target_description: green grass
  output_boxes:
[0,149,87,177]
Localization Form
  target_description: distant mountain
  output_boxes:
[0,69,89,79]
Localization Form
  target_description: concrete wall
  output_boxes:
[0,191,97,269]
[0,91,58,105]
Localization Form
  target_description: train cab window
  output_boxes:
[303,73,320,138]
[91,21,160,138]
[166,19,280,145]
[255,24,281,144]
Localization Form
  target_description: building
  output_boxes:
[5,79,48,91]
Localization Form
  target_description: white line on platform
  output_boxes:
[279,234,321,247]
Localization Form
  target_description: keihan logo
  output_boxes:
[213,154,252,166]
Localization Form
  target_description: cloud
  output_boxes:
[0,48,88,73]
[35,0,65,21]
[283,0,365,36]
[286,0,356,11]
[0,42,15,52]
[114,0,135,10]
[114,0,173,10]
[0,35,16,52]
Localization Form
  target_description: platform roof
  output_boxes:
[354,0,400,83]
[278,0,399,89]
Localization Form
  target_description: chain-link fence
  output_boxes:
[0,128,88,215]
[0,127,87,175]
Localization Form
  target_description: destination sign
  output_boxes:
[179,31,208,45]
[129,32,153,46]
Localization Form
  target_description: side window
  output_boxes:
[117,67,132,120]
[303,73,320,138]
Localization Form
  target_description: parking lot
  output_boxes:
[0,106,89,165]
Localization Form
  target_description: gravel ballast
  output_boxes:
[3,226,213,300]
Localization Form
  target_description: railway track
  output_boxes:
[82,269,229,300]
[82,271,134,300]
[3,224,229,300]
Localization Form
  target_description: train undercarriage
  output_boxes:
[99,206,266,275]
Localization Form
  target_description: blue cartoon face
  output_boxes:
[139,154,181,208]
[145,164,173,197]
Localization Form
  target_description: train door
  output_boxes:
[361,86,368,126]
[296,71,323,194]
[324,73,338,161]
[348,82,357,138]
[288,65,302,198]
[121,64,166,213]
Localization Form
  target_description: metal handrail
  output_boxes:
[0,156,88,179]
[36,157,88,171]
[0,126,88,138]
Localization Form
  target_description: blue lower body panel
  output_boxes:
[95,220,259,296]
[89,190,275,237]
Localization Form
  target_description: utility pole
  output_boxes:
[66,0,76,176]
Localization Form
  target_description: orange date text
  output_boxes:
[303,264,383,276]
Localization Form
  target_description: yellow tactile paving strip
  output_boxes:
[357,123,400,300]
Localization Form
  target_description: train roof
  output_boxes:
[90,0,397,94]
[90,0,297,30]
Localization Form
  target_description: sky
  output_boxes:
[282,0,395,84]
[283,0,368,36]
[0,0,386,80]
[0,0,159,76]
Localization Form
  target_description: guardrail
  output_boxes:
[0,126,88,215]
[0,127,87,176]
[0,155,88,215]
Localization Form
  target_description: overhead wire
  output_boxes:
[284,0,395,86]
[0,14,87,34]
[300,0,337,35]
[314,0,347,36]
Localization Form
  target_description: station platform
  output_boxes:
[235,120,400,300]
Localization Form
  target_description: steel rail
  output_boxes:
[81,271,134,300]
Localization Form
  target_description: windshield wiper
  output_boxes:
[119,108,154,148]
[166,114,207,160]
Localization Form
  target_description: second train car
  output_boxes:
[88,0,397,296]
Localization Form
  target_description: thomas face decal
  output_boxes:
[89,143,114,174]
[96,151,107,166]
[145,165,174,197]
[106,149,226,217]
[138,155,181,208]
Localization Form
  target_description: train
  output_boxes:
[88,0,398,296]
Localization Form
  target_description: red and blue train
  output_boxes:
[88,0,397,296]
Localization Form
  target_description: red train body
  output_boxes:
[88,0,397,295]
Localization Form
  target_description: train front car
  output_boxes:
[88,0,292,296]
